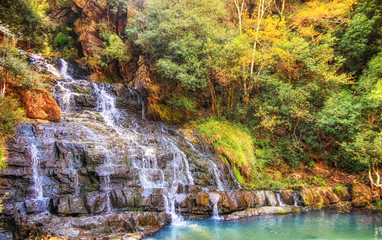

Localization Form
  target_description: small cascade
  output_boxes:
[210,162,225,191]
[209,192,221,220]
[73,170,80,195]
[186,141,225,191]
[93,83,122,128]
[276,192,286,206]
[293,192,301,206]
[53,59,79,112]
[31,145,44,200]
[128,88,146,120]
[60,59,73,80]
[165,138,194,185]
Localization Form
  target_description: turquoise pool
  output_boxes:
[148,211,382,240]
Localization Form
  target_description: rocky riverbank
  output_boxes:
[1,56,381,240]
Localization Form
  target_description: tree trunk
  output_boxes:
[207,76,217,115]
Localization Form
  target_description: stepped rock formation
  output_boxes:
[0,55,376,239]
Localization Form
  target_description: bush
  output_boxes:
[0,95,25,140]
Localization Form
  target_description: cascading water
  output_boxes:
[10,56,239,224]
[186,141,226,191]
[89,76,196,222]
[276,192,286,206]
[209,192,221,220]
[293,192,301,206]
[31,144,44,200]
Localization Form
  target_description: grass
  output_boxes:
[191,117,263,186]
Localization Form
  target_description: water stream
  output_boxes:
[30,144,44,200]
[276,192,286,206]
[53,59,201,221]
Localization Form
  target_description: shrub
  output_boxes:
[0,95,25,140]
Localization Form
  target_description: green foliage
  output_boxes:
[377,200,382,209]
[338,0,382,76]
[0,45,41,89]
[107,0,129,14]
[334,184,347,193]
[99,23,130,67]
[129,0,236,91]
[0,0,48,44]
[166,94,197,113]
[193,117,263,184]
[50,24,77,58]
[0,95,25,140]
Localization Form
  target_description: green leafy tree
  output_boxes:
[128,0,245,115]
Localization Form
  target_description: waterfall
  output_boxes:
[293,192,301,206]
[31,145,44,200]
[209,193,221,220]
[60,59,73,80]
[276,192,286,206]
[186,141,225,191]
[91,81,195,222]
[93,83,122,129]
[53,59,79,112]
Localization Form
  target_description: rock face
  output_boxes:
[1,59,240,238]
[6,84,61,121]
[352,181,372,207]
[300,187,340,209]
[14,212,170,239]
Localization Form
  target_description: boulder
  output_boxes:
[280,190,294,206]
[24,199,50,214]
[56,195,87,215]
[352,181,372,207]
[8,86,61,121]
[265,191,278,206]
[253,190,266,207]
[85,192,109,214]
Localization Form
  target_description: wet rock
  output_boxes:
[56,195,87,215]
[14,211,170,239]
[352,182,372,207]
[265,191,278,206]
[253,190,266,207]
[25,199,50,214]
[110,190,127,209]
[144,189,166,211]
[227,191,247,211]
[300,187,340,208]
[0,231,13,240]
[280,190,294,205]
[222,206,302,221]
[85,192,109,214]
[196,192,210,208]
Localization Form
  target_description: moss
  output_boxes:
[190,117,265,189]
[148,103,184,123]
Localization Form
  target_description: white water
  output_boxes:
[209,192,221,220]
[276,192,286,206]
[186,141,225,191]
[293,192,300,206]
[93,83,122,128]
[48,58,238,222]
[53,59,81,112]
[31,144,44,200]
[91,80,195,221]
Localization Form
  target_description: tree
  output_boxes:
[129,0,241,115]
